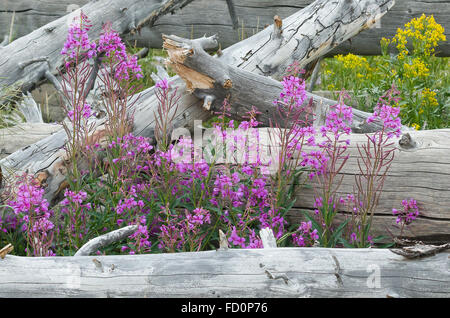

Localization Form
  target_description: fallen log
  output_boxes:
[0,0,391,203]
[2,0,449,56]
[254,128,450,243]
[0,248,448,297]
[0,123,62,159]
[0,0,195,95]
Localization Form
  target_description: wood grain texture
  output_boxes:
[0,248,448,297]
[1,0,449,56]
[0,123,62,159]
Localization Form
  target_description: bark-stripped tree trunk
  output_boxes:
[0,0,195,96]
[217,0,395,80]
[0,248,448,297]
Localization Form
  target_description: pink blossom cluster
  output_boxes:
[275,76,307,109]
[228,226,263,248]
[319,100,353,138]
[8,175,55,256]
[61,13,143,80]
[367,104,402,139]
[367,85,402,139]
[67,103,93,122]
[124,216,151,254]
[392,199,420,225]
[97,22,143,81]
[61,12,97,59]
[292,221,319,247]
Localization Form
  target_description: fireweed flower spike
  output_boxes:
[349,85,402,247]
[392,198,420,236]
[8,174,55,257]
[97,22,143,81]
[61,11,97,63]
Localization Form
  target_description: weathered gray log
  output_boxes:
[0,0,195,94]
[74,225,139,257]
[2,0,449,57]
[0,248,448,297]
[0,123,62,159]
[253,128,450,243]
[217,0,396,80]
[0,0,389,203]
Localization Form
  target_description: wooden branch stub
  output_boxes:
[74,225,139,256]
[0,244,13,259]
[218,229,229,250]
[260,228,277,248]
[202,95,215,110]
[163,34,218,92]
[273,15,283,38]
[399,133,417,149]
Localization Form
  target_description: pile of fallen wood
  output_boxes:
[0,0,449,298]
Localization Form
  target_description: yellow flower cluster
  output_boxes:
[421,88,439,107]
[411,123,420,130]
[335,53,370,70]
[392,14,446,57]
[403,57,430,78]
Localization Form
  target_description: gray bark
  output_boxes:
[0,248,448,297]
[17,93,43,123]
[2,0,449,56]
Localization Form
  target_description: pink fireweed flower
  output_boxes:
[127,216,151,254]
[274,75,307,109]
[61,11,97,60]
[228,226,246,247]
[367,85,402,139]
[186,208,211,229]
[97,22,143,80]
[155,78,170,90]
[8,175,55,256]
[367,104,402,139]
[292,221,319,247]
[392,198,420,225]
[320,101,353,138]
[67,103,93,122]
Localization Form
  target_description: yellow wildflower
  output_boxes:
[335,53,369,70]
[411,123,420,130]
[393,14,446,57]
[422,88,438,107]
[403,57,430,78]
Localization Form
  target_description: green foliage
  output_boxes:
[316,15,449,129]
[126,46,175,92]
